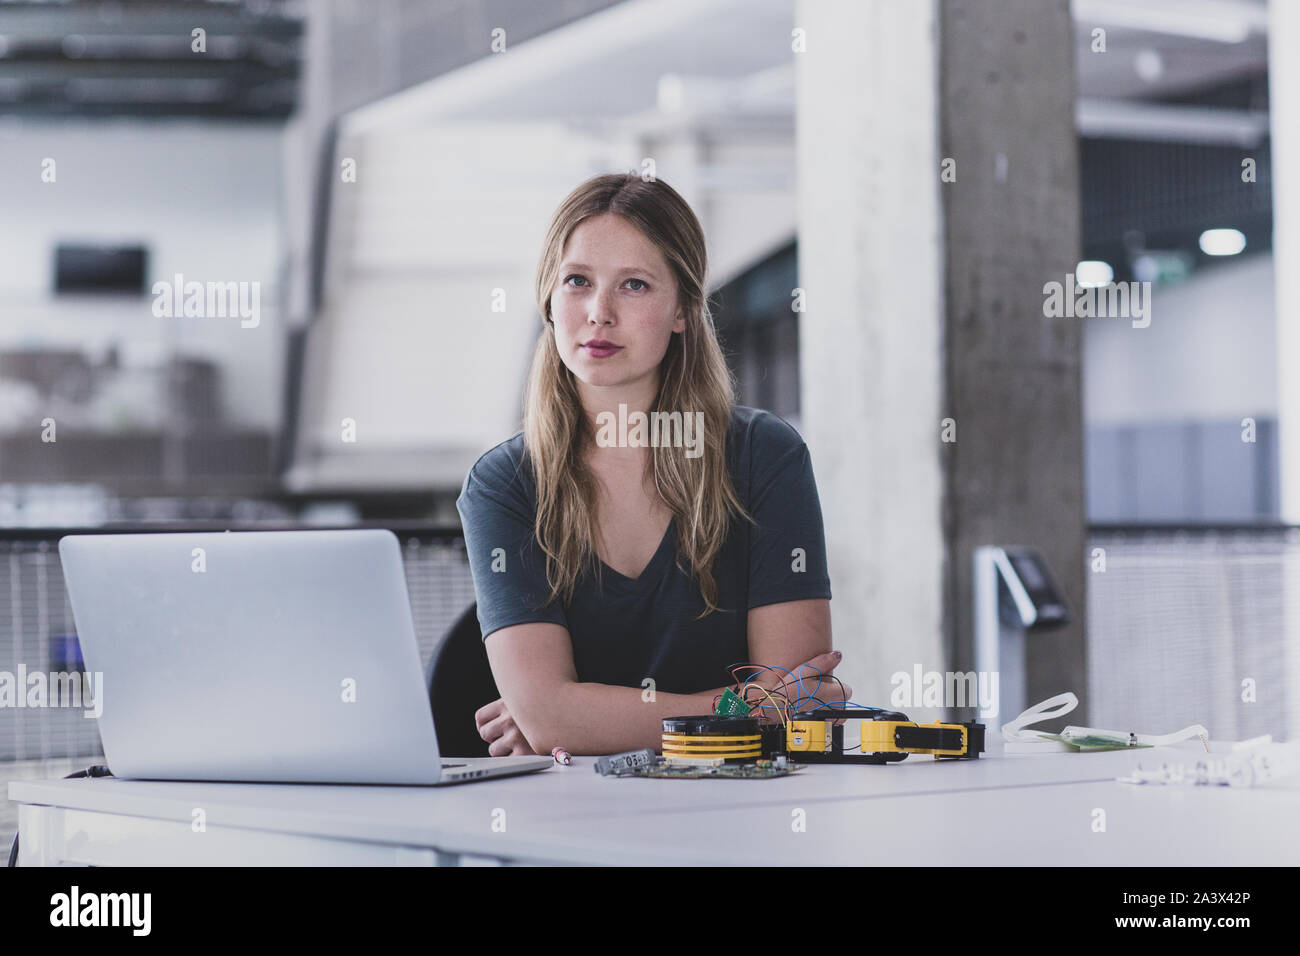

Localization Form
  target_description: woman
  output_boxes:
[456,172,849,756]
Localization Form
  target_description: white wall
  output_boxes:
[288,122,600,491]
[288,116,798,491]
[0,121,286,429]
[1083,252,1277,426]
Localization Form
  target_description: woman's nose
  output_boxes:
[589,289,618,324]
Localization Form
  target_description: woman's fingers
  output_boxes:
[476,698,519,745]
[488,726,530,757]
[476,699,536,755]
[478,709,515,743]
[784,652,841,695]
[486,720,518,755]
[773,653,854,722]
[795,651,842,677]
[474,697,507,729]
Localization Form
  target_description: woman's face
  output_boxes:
[549,213,686,397]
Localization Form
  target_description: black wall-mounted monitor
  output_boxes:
[54,244,148,295]
[1002,547,1069,628]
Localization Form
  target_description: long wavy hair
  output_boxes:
[524,172,752,617]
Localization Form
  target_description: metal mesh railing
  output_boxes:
[1086,527,1298,742]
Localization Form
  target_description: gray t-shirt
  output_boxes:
[454,405,832,695]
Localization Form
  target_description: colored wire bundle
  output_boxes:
[720,660,881,726]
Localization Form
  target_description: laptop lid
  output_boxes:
[58,529,445,784]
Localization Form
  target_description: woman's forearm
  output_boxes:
[517,682,730,756]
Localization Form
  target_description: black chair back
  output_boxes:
[426,602,499,758]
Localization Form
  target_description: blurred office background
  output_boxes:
[2,0,1298,845]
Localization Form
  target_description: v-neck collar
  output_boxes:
[596,518,675,588]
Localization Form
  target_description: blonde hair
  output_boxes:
[524,172,752,617]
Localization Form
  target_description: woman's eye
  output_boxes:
[563,274,647,291]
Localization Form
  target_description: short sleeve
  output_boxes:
[455,449,568,641]
[745,429,833,611]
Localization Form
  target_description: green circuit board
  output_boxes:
[605,760,804,779]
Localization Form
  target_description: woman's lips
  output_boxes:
[582,344,623,358]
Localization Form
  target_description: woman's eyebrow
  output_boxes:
[560,262,660,280]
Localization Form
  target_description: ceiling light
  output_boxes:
[1134,48,1163,82]
[1073,0,1255,44]
[1076,260,1114,287]
[1198,228,1246,256]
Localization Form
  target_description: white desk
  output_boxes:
[10,741,1298,866]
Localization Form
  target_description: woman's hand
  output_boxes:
[475,697,537,756]
[753,650,853,716]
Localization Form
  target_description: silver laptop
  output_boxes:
[58,529,552,785]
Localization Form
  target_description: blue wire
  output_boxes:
[743,663,818,703]
[745,664,874,714]
[817,700,882,711]
[795,672,824,710]
[741,664,793,689]
[737,663,885,714]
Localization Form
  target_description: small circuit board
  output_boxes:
[601,756,803,779]
[713,687,752,716]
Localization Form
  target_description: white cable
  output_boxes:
[1001,692,1079,753]
[1001,692,1212,754]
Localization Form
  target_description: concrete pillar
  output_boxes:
[796,0,947,715]
[798,0,1088,724]
[939,0,1087,720]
